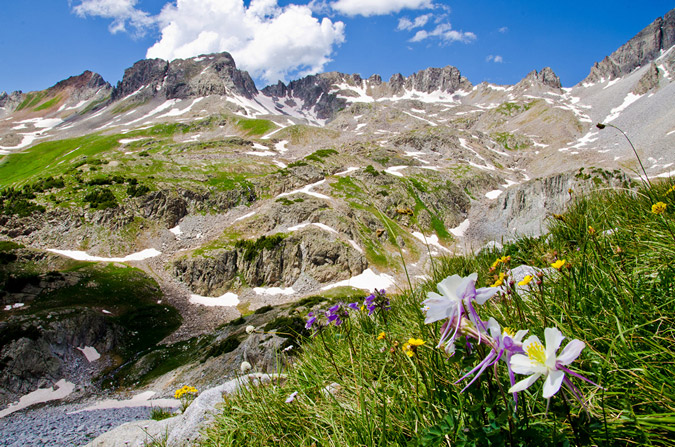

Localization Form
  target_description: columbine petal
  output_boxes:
[510,354,547,375]
[422,292,457,324]
[513,329,529,343]
[474,286,499,305]
[508,373,541,394]
[543,369,565,398]
[556,339,585,365]
[455,273,478,300]
[436,274,466,301]
[544,328,565,363]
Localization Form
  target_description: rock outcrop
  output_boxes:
[112,52,258,102]
[173,228,367,295]
[583,8,675,84]
[518,67,562,90]
[632,62,662,94]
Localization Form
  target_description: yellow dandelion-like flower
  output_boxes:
[377,332,386,340]
[588,226,596,235]
[665,185,675,195]
[402,343,413,357]
[652,202,667,214]
[408,338,425,346]
[551,259,566,270]
[518,275,533,286]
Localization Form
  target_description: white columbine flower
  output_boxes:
[508,327,585,398]
[423,273,498,348]
[245,325,256,334]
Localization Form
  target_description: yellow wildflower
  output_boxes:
[408,338,425,346]
[518,275,533,286]
[491,255,511,269]
[665,185,675,195]
[491,272,506,287]
[377,332,386,340]
[402,343,414,357]
[551,259,566,270]
[652,202,667,214]
[174,385,198,399]
[588,226,596,235]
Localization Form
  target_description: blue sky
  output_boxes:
[1,1,673,94]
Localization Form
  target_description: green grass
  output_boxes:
[16,91,48,111]
[0,134,121,187]
[34,96,61,111]
[236,118,276,136]
[202,179,675,446]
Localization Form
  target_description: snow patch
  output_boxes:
[411,232,450,253]
[348,240,364,254]
[335,167,358,176]
[604,93,642,123]
[234,211,256,222]
[169,225,182,236]
[450,219,470,237]
[385,166,407,177]
[0,379,76,418]
[47,248,161,262]
[77,346,101,363]
[190,292,240,307]
[321,268,395,291]
[486,190,503,199]
[277,180,330,200]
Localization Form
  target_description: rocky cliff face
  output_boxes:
[112,52,258,102]
[173,228,367,295]
[583,8,675,83]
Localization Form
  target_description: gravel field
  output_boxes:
[0,403,155,447]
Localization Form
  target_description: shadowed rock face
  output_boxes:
[583,8,675,84]
[111,52,258,102]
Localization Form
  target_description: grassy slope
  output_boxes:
[200,180,675,446]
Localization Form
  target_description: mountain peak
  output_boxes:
[582,8,675,85]
[111,52,258,102]
[520,67,562,89]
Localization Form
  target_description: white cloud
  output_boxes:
[410,23,476,44]
[498,26,508,33]
[397,14,432,31]
[486,55,504,63]
[71,0,154,35]
[331,0,433,17]
[144,0,345,84]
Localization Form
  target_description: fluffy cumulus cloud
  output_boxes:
[71,0,154,35]
[331,0,433,17]
[486,54,504,63]
[410,23,476,44]
[145,0,345,84]
[397,14,432,31]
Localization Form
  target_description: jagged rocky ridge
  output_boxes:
[584,9,675,83]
